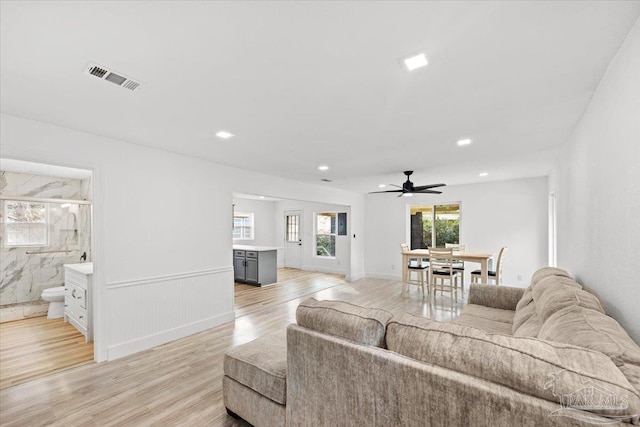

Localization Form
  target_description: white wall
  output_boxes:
[365,177,548,287]
[232,197,277,247]
[548,20,640,342]
[274,200,351,276]
[0,113,366,361]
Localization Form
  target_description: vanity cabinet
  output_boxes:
[233,247,277,286]
[64,263,93,342]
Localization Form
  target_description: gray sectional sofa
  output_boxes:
[223,267,640,426]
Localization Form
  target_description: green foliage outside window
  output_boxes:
[316,234,336,257]
[430,217,459,248]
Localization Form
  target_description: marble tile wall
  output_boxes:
[0,171,92,306]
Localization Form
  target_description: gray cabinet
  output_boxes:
[233,249,277,286]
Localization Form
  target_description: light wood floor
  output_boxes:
[0,316,94,390]
[0,269,465,426]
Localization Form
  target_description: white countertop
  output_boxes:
[64,262,94,275]
[233,245,281,252]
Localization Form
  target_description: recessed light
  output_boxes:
[259,196,265,199]
[457,138,472,146]
[402,53,428,71]
[479,172,489,177]
[215,131,234,139]
[318,165,329,171]
[378,184,386,188]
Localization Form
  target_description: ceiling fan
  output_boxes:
[370,171,446,197]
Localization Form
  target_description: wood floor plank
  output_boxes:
[0,317,94,390]
[0,269,465,426]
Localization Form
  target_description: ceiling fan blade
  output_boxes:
[368,189,403,194]
[389,184,402,188]
[415,190,442,194]
[413,183,446,191]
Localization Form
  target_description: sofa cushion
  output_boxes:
[386,314,640,422]
[296,298,393,348]
[512,299,537,333]
[530,267,573,287]
[531,275,581,292]
[223,331,287,404]
[451,313,513,335]
[620,364,640,395]
[532,278,605,322]
[515,288,533,312]
[460,304,515,324]
[539,306,640,367]
[513,311,542,338]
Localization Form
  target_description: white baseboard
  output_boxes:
[107,311,235,360]
[345,273,366,282]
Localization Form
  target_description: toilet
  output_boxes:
[41,286,65,319]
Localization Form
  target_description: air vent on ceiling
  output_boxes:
[84,62,143,92]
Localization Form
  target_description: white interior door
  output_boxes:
[284,210,303,269]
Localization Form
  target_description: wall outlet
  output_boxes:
[391,264,395,270]
[517,274,523,281]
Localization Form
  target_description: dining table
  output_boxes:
[401,249,494,284]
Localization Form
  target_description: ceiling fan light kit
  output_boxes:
[369,171,445,196]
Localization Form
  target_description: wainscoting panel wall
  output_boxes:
[105,267,234,360]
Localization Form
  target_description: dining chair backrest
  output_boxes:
[428,247,454,274]
[400,243,409,253]
[495,246,508,285]
[445,243,466,253]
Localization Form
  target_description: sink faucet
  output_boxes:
[80,252,87,261]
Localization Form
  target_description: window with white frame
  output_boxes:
[285,214,300,243]
[233,212,254,240]
[315,212,336,257]
[4,201,49,247]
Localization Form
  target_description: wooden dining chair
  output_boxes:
[428,247,459,308]
[445,243,466,294]
[471,246,508,285]
[400,243,428,296]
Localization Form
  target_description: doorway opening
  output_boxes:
[0,158,95,389]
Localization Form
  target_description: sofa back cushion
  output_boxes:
[530,267,573,287]
[513,311,542,337]
[539,305,640,367]
[532,277,605,322]
[511,288,541,337]
[386,313,640,422]
[296,298,393,348]
[512,294,536,332]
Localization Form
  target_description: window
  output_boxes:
[4,201,49,247]
[285,214,300,242]
[233,212,254,240]
[316,212,336,257]
[410,203,460,249]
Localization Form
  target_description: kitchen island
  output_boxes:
[233,245,279,286]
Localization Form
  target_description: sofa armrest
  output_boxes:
[468,284,525,311]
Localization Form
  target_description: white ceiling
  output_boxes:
[1,1,638,193]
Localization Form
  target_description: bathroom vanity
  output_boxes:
[233,245,278,286]
[64,262,93,342]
